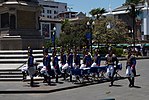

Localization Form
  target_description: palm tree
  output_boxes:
[89,8,106,19]
[125,0,143,47]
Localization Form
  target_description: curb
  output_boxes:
[0,75,140,94]
[0,77,126,94]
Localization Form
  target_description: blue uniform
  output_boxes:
[95,55,101,66]
[74,54,80,66]
[67,54,73,67]
[61,54,67,65]
[43,55,51,72]
[126,55,136,76]
[53,56,61,75]
[28,55,34,67]
[84,55,92,67]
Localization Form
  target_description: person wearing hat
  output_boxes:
[91,49,101,67]
[42,48,51,85]
[60,49,68,80]
[74,49,81,69]
[67,49,74,81]
[27,47,36,87]
[52,50,61,83]
[105,50,118,87]
[126,50,136,87]
[83,50,92,68]
[60,48,67,67]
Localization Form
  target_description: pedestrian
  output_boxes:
[52,50,61,83]
[74,49,81,69]
[91,49,101,67]
[67,49,74,81]
[105,50,118,86]
[126,50,137,87]
[42,48,51,85]
[80,49,92,69]
[27,47,36,87]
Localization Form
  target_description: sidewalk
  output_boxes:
[0,57,147,94]
[0,78,115,94]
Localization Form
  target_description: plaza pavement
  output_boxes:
[0,58,148,94]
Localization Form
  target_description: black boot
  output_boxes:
[63,70,66,80]
[22,72,26,81]
[131,77,135,87]
[56,74,58,83]
[128,77,132,87]
[43,75,48,83]
[48,77,51,85]
[70,74,72,82]
[30,77,33,87]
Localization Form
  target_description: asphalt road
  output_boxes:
[0,59,149,100]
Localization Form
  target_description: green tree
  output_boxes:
[93,17,130,45]
[59,18,89,49]
[125,0,144,46]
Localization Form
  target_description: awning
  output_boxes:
[117,44,130,47]
[144,43,149,46]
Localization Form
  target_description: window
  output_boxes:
[54,11,57,14]
[54,16,57,19]
[47,10,50,14]
[42,9,45,13]
[1,13,9,28]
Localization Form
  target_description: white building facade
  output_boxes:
[106,1,149,42]
[38,0,67,39]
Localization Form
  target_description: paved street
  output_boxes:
[0,59,148,100]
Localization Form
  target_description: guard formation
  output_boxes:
[21,46,137,87]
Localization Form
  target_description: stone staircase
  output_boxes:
[0,69,23,81]
[0,50,46,81]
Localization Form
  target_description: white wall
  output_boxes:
[38,0,67,19]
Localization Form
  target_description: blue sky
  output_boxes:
[56,0,125,15]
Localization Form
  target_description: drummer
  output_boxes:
[82,49,92,68]
[42,48,51,85]
[74,49,81,69]
[126,49,137,87]
[91,49,101,67]
[27,47,36,87]
[52,50,61,83]
[105,50,118,86]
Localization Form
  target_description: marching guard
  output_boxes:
[91,50,101,67]
[105,50,118,86]
[60,48,67,68]
[126,50,137,87]
[42,48,51,85]
[74,49,81,69]
[52,50,61,83]
[67,49,74,81]
[60,49,67,80]
[83,50,92,68]
[27,47,36,87]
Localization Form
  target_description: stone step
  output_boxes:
[0,54,43,59]
[0,69,23,81]
[0,78,23,81]
[0,72,22,74]
[0,58,43,64]
[0,50,44,55]
[0,75,23,78]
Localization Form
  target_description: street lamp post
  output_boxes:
[53,27,56,52]
[106,22,111,50]
[129,4,136,47]
[87,21,95,55]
